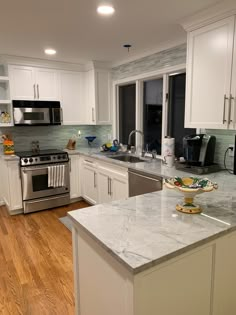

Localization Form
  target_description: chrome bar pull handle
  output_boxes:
[94,172,97,188]
[33,84,36,99]
[223,94,228,124]
[108,178,110,195]
[92,108,95,122]
[109,178,112,196]
[37,84,39,99]
[229,94,235,123]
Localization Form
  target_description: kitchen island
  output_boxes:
[69,188,236,315]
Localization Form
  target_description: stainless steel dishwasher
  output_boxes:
[128,169,163,197]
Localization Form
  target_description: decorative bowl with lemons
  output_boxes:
[165,177,218,214]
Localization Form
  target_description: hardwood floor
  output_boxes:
[0,201,90,315]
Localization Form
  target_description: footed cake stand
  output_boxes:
[165,177,218,214]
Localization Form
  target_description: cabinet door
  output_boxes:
[97,170,112,203]
[85,70,96,124]
[95,70,111,124]
[60,71,84,125]
[112,176,128,201]
[69,155,81,199]
[185,16,235,129]
[9,65,35,100]
[82,164,98,204]
[230,25,236,129]
[7,160,23,211]
[0,158,10,207]
[35,68,59,100]
[213,232,236,315]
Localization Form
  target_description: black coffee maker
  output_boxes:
[183,134,216,167]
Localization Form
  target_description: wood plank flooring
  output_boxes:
[0,201,90,315]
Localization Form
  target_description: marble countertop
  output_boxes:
[65,147,236,193]
[0,152,20,161]
[69,188,236,274]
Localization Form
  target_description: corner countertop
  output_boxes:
[68,147,236,274]
[69,188,236,274]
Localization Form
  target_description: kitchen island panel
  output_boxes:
[73,226,134,315]
[213,232,236,315]
[134,245,213,315]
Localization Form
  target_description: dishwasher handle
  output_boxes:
[128,171,161,182]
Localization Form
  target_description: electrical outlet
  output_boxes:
[228,144,235,157]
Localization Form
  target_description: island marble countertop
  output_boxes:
[69,188,236,274]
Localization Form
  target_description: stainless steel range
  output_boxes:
[16,149,70,214]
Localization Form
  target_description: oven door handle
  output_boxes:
[22,167,49,172]
[22,164,68,173]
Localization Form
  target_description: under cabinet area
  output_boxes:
[185,15,236,129]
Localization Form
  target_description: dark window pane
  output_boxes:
[143,79,163,155]
[168,73,196,158]
[119,84,136,145]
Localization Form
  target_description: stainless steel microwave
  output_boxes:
[13,100,62,126]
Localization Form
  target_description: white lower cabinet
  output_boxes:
[97,170,112,203]
[81,159,98,204]
[97,163,128,204]
[80,157,128,205]
[0,158,23,213]
[69,155,81,200]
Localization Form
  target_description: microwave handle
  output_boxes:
[60,108,63,123]
[51,108,63,124]
[52,108,55,123]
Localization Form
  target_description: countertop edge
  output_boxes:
[68,211,236,275]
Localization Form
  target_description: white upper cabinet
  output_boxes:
[35,68,59,100]
[60,71,84,125]
[9,65,35,100]
[230,24,236,129]
[9,65,59,101]
[82,69,111,125]
[8,63,111,125]
[185,16,236,129]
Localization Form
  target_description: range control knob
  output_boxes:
[62,155,66,159]
[57,155,61,160]
[23,158,28,164]
[29,158,33,163]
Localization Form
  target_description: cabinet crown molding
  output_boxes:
[181,0,236,31]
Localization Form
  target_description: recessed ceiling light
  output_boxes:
[97,5,115,15]
[44,48,57,55]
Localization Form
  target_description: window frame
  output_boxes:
[112,63,186,158]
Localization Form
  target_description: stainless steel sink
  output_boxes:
[109,155,145,163]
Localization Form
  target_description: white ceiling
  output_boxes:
[0,0,221,65]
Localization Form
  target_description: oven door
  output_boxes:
[21,164,70,201]
[14,107,50,125]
